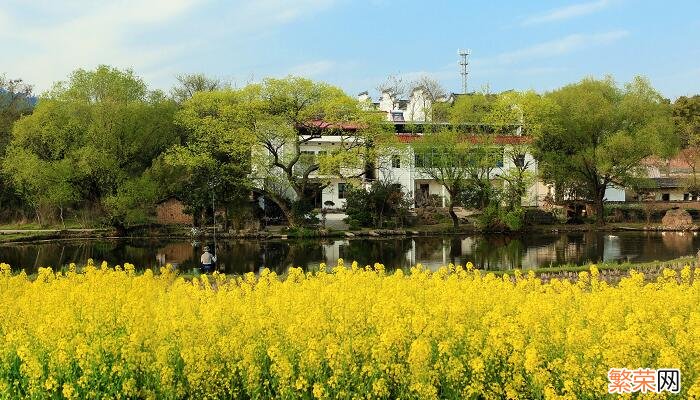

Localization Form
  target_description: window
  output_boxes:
[684,193,690,201]
[514,154,526,168]
[415,153,424,168]
[338,183,348,199]
[490,148,504,168]
[662,193,670,201]
[391,155,401,168]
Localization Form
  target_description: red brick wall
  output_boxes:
[156,198,193,225]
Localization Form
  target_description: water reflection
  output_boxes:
[1,231,698,275]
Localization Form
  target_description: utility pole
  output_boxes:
[458,49,470,94]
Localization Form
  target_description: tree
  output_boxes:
[486,90,558,209]
[407,75,446,122]
[240,77,393,226]
[171,73,225,103]
[486,90,560,136]
[103,172,159,230]
[0,75,34,156]
[674,96,700,191]
[498,145,535,211]
[534,76,676,224]
[167,90,253,227]
[449,92,495,130]
[0,75,35,219]
[376,74,406,110]
[344,180,411,228]
[4,65,178,225]
[2,150,76,226]
[413,129,475,228]
[673,95,700,147]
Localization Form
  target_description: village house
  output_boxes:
[277,89,555,211]
[625,149,700,202]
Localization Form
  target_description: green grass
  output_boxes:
[492,256,696,276]
[0,232,55,243]
[0,221,89,230]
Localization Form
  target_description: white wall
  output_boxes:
[321,179,347,208]
[405,89,430,122]
[259,134,552,211]
[604,186,626,202]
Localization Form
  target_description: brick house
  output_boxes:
[156,197,193,225]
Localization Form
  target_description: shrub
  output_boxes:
[344,181,412,228]
[502,207,525,231]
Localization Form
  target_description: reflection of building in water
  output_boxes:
[518,234,590,269]
[155,243,194,267]
[321,240,347,266]
[661,232,694,254]
[156,253,166,266]
[602,235,622,262]
[412,237,449,270]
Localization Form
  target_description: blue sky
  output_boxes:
[2,0,699,99]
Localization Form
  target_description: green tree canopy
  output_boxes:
[166,89,254,227]
[412,129,473,227]
[215,77,395,226]
[449,92,495,129]
[534,76,676,223]
[3,65,178,226]
[673,95,700,147]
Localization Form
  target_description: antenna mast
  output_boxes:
[458,49,470,94]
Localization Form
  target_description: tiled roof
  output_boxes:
[654,177,683,188]
[636,177,684,189]
[396,134,532,145]
[305,120,360,131]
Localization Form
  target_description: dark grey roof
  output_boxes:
[653,177,683,189]
[390,111,405,122]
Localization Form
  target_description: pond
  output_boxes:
[2,231,699,275]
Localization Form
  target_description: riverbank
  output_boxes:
[495,256,698,283]
[176,256,700,283]
[0,228,115,244]
[1,221,698,244]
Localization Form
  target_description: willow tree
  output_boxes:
[239,77,394,226]
[167,89,254,227]
[412,129,471,228]
[4,65,178,226]
[172,77,393,227]
[535,76,676,223]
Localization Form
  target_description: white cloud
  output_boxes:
[488,30,629,65]
[288,60,336,77]
[521,0,612,26]
[0,0,340,92]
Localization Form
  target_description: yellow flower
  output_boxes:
[0,260,697,398]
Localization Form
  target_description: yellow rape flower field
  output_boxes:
[1,260,699,399]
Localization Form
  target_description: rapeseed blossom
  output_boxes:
[0,260,698,398]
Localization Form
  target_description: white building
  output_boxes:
[256,90,553,213]
[291,124,550,210]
